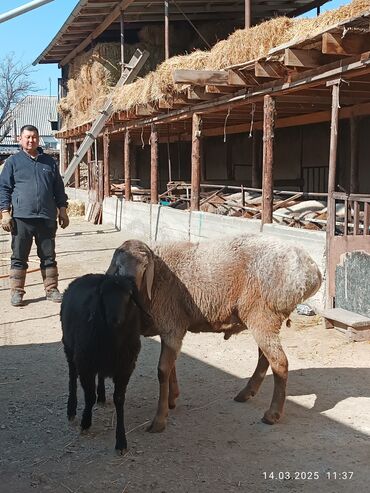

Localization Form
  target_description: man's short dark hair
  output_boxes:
[20,125,39,135]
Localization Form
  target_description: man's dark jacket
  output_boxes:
[0,149,68,221]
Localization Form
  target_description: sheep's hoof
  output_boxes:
[146,419,166,433]
[67,414,76,422]
[115,444,128,455]
[168,401,177,410]
[261,410,281,425]
[234,389,255,402]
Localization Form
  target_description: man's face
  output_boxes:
[19,130,39,154]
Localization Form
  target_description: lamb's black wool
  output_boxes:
[61,273,148,452]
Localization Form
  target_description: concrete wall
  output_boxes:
[103,196,326,308]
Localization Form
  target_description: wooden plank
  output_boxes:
[322,32,370,56]
[173,69,230,86]
[284,48,323,68]
[103,131,110,198]
[319,307,370,327]
[255,60,287,79]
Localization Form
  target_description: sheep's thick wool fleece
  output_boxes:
[151,235,321,321]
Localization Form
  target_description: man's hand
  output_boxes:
[1,211,13,233]
[58,207,69,229]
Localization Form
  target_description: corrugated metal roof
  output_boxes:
[11,95,58,135]
[0,95,58,137]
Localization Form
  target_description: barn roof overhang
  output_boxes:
[34,0,330,67]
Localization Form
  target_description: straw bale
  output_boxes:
[67,199,85,217]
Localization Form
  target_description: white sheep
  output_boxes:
[107,234,322,433]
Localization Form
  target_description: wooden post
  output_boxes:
[87,146,92,192]
[350,116,360,194]
[252,131,261,188]
[150,124,159,204]
[62,140,68,173]
[191,113,201,211]
[245,0,251,28]
[326,81,340,308]
[73,141,80,189]
[261,95,275,225]
[124,130,131,201]
[164,0,169,60]
[103,130,110,198]
[120,10,125,75]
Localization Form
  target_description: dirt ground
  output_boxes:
[0,218,369,493]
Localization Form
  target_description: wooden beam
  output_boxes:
[191,113,201,211]
[150,124,158,204]
[284,48,322,68]
[60,0,134,67]
[255,60,286,79]
[322,32,370,57]
[174,69,245,87]
[187,86,217,101]
[205,85,236,94]
[228,70,248,86]
[124,130,131,201]
[261,95,275,225]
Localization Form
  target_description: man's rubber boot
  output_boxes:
[41,266,63,303]
[9,269,26,307]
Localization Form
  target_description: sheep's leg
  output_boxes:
[80,372,96,431]
[113,375,130,453]
[253,331,288,425]
[168,364,180,409]
[147,341,177,433]
[97,374,106,404]
[234,348,269,402]
[65,350,78,421]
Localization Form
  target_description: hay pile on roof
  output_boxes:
[111,0,370,112]
[60,0,370,128]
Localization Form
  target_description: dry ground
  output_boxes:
[0,219,369,493]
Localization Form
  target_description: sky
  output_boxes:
[0,0,352,97]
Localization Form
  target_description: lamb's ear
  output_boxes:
[144,259,154,300]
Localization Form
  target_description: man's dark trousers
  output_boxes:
[11,218,57,270]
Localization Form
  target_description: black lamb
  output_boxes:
[61,273,150,453]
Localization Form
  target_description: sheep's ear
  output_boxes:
[145,259,154,300]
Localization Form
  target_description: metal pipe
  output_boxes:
[0,0,54,24]
[120,10,125,74]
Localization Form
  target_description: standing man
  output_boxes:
[0,125,69,306]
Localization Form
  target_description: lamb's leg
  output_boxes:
[252,330,288,424]
[113,374,130,453]
[65,349,78,421]
[79,372,96,431]
[97,374,106,404]
[147,341,177,433]
[234,347,269,402]
[168,364,180,409]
